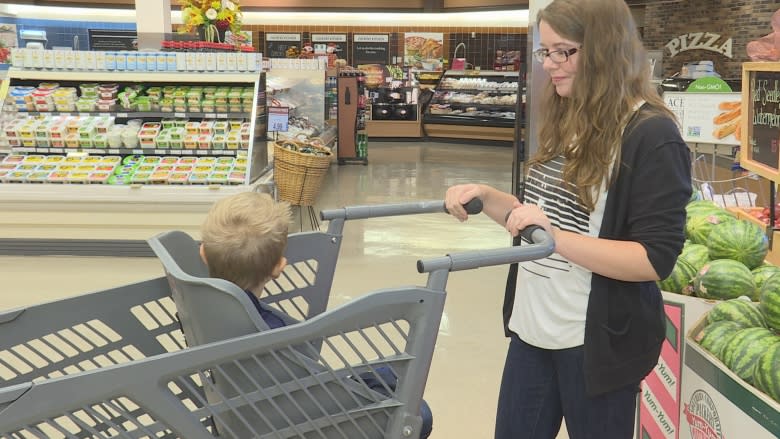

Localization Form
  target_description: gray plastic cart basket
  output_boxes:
[0,201,553,438]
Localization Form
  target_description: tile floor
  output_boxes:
[0,141,571,438]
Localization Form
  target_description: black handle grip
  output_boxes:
[445,198,483,215]
[521,225,544,243]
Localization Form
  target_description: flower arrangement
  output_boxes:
[179,0,242,43]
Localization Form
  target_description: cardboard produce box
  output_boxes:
[637,293,715,439]
[679,315,780,438]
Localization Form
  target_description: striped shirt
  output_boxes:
[508,156,608,349]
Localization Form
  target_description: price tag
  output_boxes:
[116,113,128,118]
[180,150,194,155]
[108,149,120,154]
[205,113,216,119]
[196,150,209,155]
[155,150,166,155]
[60,113,73,117]
[132,149,144,155]
[174,112,186,118]
[36,148,50,153]
[49,148,64,153]
[169,150,182,155]
[15,147,35,153]
[87,149,101,154]
[79,112,90,117]
[268,107,289,132]
[216,113,229,119]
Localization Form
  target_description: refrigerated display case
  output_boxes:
[0,67,268,254]
[422,70,522,143]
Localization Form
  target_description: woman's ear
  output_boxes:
[199,243,209,267]
[271,256,287,279]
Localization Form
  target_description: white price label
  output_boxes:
[50,148,64,153]
[196,150,209,155]
[205,113,216,119]
[132,149,144,154]
[174,112,186,118]
[36,148,49,153]
[155,150,166,155]
[87,149,101,154]
[216,113,228,119]
[108,149,120,154]
[180,150,194,155]
[116,113,128,118]
[79,113,90,117]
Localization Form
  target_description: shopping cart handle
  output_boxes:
[416,226,554,273]
[320,199,482,221]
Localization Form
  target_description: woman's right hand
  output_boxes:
[445,184,483,222]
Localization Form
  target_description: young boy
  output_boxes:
[199,191,291,329]
[199,191,433,438]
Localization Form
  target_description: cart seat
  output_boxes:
[147,230,297,348]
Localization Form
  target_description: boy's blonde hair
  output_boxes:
[201,192,291,291]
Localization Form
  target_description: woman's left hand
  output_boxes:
[505,202,555,238]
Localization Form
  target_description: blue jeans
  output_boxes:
[495,335,639,439]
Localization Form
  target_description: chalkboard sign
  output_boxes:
[741,63,780,181]
[353,34,389,65]
[265,33,301,59]
[88,29,137,51]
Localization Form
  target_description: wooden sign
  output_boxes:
[740,62,780,182]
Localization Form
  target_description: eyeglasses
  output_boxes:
[533,47,580,64]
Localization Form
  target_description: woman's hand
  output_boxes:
[504,203,555,238]
[445,184,484,222]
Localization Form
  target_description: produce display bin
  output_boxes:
[678,315,780,438]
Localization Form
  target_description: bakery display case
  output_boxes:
[422,70,522,142]
[359,64,422,138]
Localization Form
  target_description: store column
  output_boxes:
[134,0,171,50]
[514,0,552,195]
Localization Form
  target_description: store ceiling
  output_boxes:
[6,0,530,11]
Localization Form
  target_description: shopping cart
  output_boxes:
[0,200,554,438]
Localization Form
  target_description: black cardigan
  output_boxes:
[503,106,692,397]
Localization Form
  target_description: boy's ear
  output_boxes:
[271,256,287,279]
[199,243,208,267]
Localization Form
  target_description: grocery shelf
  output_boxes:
[11,147,246,156]
[436,88,517,93]
[16,111,254,119]
[7,68,260,84]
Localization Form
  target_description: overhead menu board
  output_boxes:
[88,29,138,51]
[740,62,780,181]
[265,33,301,59]
[352,34,389,65]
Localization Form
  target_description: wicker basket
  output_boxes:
[273,140,332,206]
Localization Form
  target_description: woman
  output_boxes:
[444,0,692,438]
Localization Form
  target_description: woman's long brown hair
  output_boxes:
[533,0,677,212]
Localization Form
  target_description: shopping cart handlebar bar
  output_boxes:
[320,199,483,221]
[416,226,555,273]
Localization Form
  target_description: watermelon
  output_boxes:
[694,259,756,300]
[658,258,697,294]
[696,320,743,358]
[707,219,769,270]
[706,297,767,328]
[759,273,780,331]
[753,342,780,403]
[679,243,710,272]
[721,327,780,383]
[685,200,720,216]
[685,211,736,245]
[752,264,780,294]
